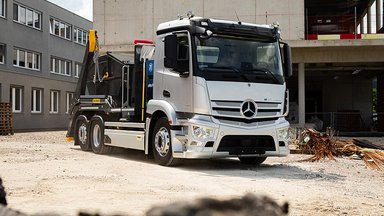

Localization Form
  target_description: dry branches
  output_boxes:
[296,128,384,172]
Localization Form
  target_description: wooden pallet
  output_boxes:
[0,103,14,135]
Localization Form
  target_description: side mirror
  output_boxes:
[164,34,178,69]
[164,34,189,76]
[283,44,292,78]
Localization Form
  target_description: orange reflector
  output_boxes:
[66,137,74,142]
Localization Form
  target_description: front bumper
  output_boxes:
[171,116,290,159]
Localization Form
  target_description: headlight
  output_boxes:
[278,128,289,140]
[192,125,214,139]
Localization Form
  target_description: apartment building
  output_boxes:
[0,0,92,130]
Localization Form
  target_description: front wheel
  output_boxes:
[238,156,267,165]
[152,117,180,166]
[74,116,91,151]
[90,116,111,154]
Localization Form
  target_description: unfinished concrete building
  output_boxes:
[93,0,384,132]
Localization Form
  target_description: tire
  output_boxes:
[90,116,111,154]
[152,117,180,166]
[238,156,267,165]
[74,116,91,151]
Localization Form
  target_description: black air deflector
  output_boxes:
[156,19,279,40]
[204,20,278,40]
[217,135,275,155]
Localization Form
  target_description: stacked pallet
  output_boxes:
[0,103,14,135]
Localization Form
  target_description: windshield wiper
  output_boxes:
[202,67,254,82]
[201,66,239,73]
[220,73,252,82]
[244,68,281,84]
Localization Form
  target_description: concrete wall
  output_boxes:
[0,0,93,130]
[93,0,304,52]
[290,40,384,64]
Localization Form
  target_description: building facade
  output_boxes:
[93,0,384,132]
[0,0,92,131]
[94,0,304,52]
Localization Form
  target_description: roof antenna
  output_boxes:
[234,10,242,25]
[177,14,184,20]
[187,10,195,19]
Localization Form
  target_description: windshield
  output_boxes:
[194,35,284,84]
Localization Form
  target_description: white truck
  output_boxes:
[66,15,292,166]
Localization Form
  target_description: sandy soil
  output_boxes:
[0,131,384,216]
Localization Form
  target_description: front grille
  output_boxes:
[217,135,276,155]
[211,100,282,126]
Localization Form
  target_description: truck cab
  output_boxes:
[67,16,292,166]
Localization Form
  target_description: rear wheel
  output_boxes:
[152,117,180,166]
[74,116,91,151]
[238,156,267,165]
[90,116,111,154]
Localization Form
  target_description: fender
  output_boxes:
[146,100,178,125]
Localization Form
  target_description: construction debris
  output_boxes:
[296,128,384,172]
[351,139,384,150]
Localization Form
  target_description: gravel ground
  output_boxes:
[0,131,384,216]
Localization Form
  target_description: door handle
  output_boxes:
[163,90,170,98]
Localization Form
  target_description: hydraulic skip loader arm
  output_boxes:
[66,30,99,139]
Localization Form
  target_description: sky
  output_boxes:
[47,0,93,21]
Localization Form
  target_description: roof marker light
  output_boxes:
[134,40,154,45]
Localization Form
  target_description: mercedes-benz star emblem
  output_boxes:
[240,99,257,119]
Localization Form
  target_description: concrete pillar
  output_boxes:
[360,17,365,34]
[377,0,382,31]
[298,63,306,126]
[367,6,372,33]
[377,74,384,131]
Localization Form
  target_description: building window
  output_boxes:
[13,48,40,70]
[11,86,23,113]
[50,90,59,114]
[13,3,41,30]
[50,57,71,76]
[66,92,74,113]
[75,62,81,78]
[0,0,6,18]
[50,18,71,40]
[74,27,88,45]
[0,43,5,64]
[31,88,42,113]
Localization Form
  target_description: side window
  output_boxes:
[0,43,5,64]
[31,88,42,113]
[0,0,5,18]
[50,90,60,114]
[11,86,23,113]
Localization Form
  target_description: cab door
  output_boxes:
[161,32,193,113]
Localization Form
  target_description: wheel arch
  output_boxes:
[146,100,177,125]
[90,114,104,125]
